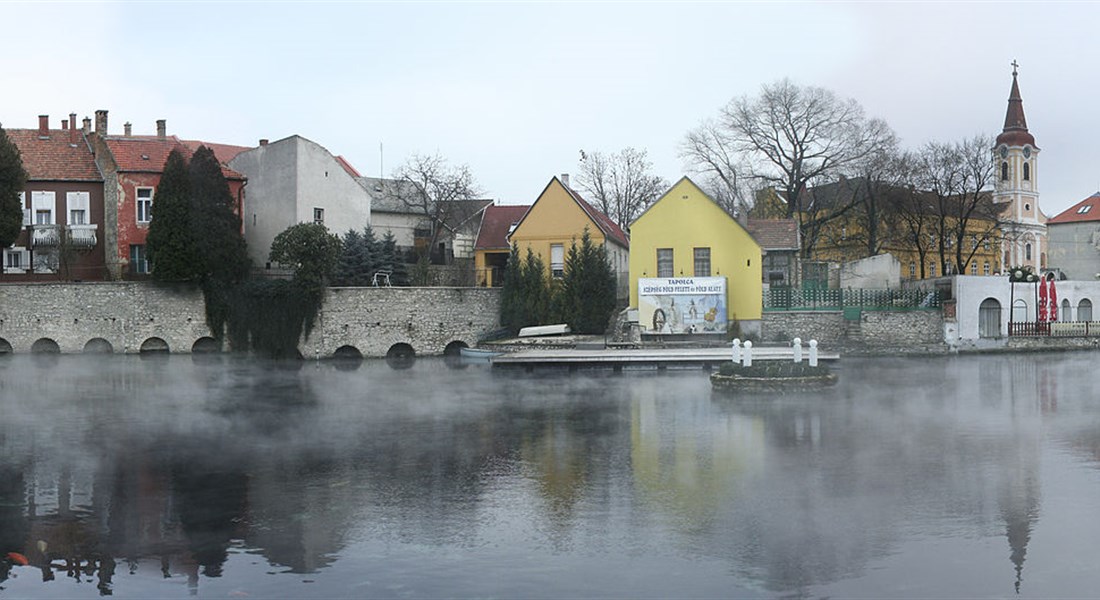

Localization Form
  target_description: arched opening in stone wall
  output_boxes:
[140,337,170,354]
[443,340,468,356]
[31,338,61,354]
[83,338,114,354]
[192,337,221,353]
[333,345,363,359]
[386,343,416,370]
[0,338,12,354]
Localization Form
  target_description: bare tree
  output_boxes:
[680,120,755,216]
[391,153,482,264]
[576,147,667,230]
[913,135,1001,275]
[683,78,894,256]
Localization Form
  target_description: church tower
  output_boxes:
[993,62,1047,271]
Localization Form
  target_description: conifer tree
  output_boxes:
[190,145,250,284]
[498,244,524,332]
[0,124,27,250]
[560,227,617,333]
[146,150,200,281]
[334,229,366,286]
[520,247,550,327]
[378,230,408,286]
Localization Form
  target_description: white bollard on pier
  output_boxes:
[792,337,803,363]
[809,339,818,367]
[731,338,742,364]
[743,340,753,367]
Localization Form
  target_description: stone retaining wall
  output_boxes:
[762,311,846,343]
[0,283,500,356]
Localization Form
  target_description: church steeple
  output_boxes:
[997,61,1036,148]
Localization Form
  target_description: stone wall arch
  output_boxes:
[443,340,469,356]
[334,345,363,359]
[140,337,170,354]
[31,338,61,354]
[0,338,11,354]
[83,338,114,354]
[192,337,221,353]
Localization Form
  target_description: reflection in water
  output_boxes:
[2,353,1100,597]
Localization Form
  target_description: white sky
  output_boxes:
[4,1,1098,217]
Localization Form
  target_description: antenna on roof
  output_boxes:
[379,141,384,178]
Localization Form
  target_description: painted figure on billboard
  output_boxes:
[638,277,728,334]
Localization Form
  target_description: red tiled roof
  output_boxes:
[182,140,252,166]
[475,204,530,250]
[107,136,245,180]
[563,182,630,248]
[1048,193,1100,224]
[745,218,800,250]
[334,155,361,178]
[6,128,101,181]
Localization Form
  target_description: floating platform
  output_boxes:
[491,346,839,370]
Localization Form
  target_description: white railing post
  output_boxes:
[743,340,753,367]
[809,339,818,367]
[793,337,803,363]
[731,338,741,364]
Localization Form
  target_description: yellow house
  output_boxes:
[509,176,631,299]
[629,177,762,335]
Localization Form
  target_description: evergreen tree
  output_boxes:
[333,229,366,286]
[269,222,341,288]
[0,124,27,249]
[190,146,250,284]
[498,244,524,333]
[146,150,200,281]
[520,247,550,327]
[559,227,617,334]
[378,230,408,286]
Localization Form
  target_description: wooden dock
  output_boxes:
[490,346,840,370]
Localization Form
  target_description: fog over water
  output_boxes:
[1,352,1100,598]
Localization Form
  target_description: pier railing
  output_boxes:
[1009,321,1100,337]
[764,288,942,312]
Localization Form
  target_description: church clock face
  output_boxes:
[1024,146,1032,158]
[1000,145,1008,158]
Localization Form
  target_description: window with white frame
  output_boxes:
[550,243,564,278]
[909,262,916,278]
[31,191,55,225]
[18,192,29,226]
[929,263,936,278]
[136,188,153,223]
[130,244,149,274]
[657,248,673,277]
[313,207,324,225]
[984,262,991,275]
[67,191,89,225]
[3,247,28,273]
[971,262,978,275]
[693,247,711,277]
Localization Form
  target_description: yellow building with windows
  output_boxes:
[629,177,762,334]
[508,176,631,299]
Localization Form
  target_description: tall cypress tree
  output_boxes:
[0,124,27,249]
[190,146,250,284]
[560,227,617,333]
[146,150,200,280]
[520,247,549,327]
[498,244,524,332]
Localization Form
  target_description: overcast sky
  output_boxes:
[5,1,1098,217]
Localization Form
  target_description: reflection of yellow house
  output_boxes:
[509,176,631,300]
[629,177,763,331]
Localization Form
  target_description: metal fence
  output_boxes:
[1009,321,1100,337]
[763,287,942,312]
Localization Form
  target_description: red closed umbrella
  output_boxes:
[1038,275,1048,322]
[1049,275,1058,321]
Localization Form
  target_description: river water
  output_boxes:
[0,351,1098,598]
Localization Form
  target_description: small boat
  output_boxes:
[459,347,504,359]
[518,324,571,337]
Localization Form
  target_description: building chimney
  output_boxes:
[38,115,49,138]
[124,122,132,137]
[70,113,78,144]
[156,119,166,138]
[95,110,108,136]
[259,139,268,146]
[561,173,570,188]
[62,119,69,130]
[83,117,91,134]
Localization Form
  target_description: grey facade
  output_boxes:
[1048,221,1100,281]
[230,136,372,267]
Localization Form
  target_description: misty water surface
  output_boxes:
[1,352,1100,598]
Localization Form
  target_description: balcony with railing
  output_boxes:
[29,224,97,249]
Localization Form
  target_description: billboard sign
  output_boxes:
[638,277,727,334]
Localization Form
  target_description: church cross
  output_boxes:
[1011,59,1019,76]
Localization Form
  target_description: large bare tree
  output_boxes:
[912,135,1001,275]
[391,153,482,263]
[682,79,894,256]
[576,147,667,230]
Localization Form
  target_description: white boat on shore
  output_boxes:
[459,347,504,359]
[518,324,571,337]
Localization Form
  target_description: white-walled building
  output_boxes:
[229,136,371,267]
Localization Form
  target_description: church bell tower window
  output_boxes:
[1001,162,1009,181]
[1023,162,1030,181]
